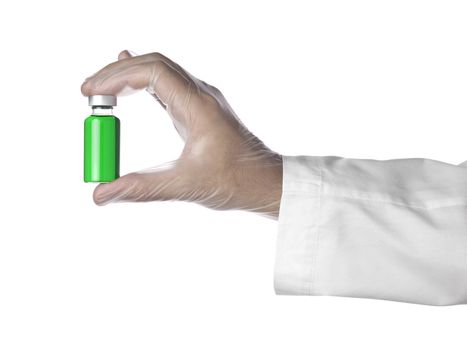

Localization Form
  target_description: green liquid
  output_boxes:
[84,115,120,183]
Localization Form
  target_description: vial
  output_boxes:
[84,95,120,183]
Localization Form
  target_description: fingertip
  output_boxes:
[93,183,113,205]
[81,81,91,96]
[92,173,139,205]
[118,50,132,60]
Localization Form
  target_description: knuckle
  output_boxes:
[208,83,221,94]
[149,52,164,61]
[200,91,220,108]
[120,173,145,201]
[122,172,140,186]
[199,81,224,101]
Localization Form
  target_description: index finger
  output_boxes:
[81,52,196,109]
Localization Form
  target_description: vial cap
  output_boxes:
[88,95,117,107]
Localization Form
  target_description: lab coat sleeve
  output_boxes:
[274,156,467,305]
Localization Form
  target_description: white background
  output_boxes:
[0,0,466,349]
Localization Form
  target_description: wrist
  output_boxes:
[238,153,283,219]
[263,154,283,219]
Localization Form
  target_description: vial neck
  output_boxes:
[92,106,114,116]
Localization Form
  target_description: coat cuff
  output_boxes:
[274,156,322,295]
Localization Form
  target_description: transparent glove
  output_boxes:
[81,51,283,219]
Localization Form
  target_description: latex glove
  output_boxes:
[81,51,283,218]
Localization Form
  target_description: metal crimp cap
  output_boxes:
[88,95,117,107]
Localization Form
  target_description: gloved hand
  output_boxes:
[81,51,283,219]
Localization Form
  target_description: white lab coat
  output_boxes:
[274,156,467,305]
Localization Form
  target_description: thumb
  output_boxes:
[93,164,181,205]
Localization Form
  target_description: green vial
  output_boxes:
[84,95,120,183]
